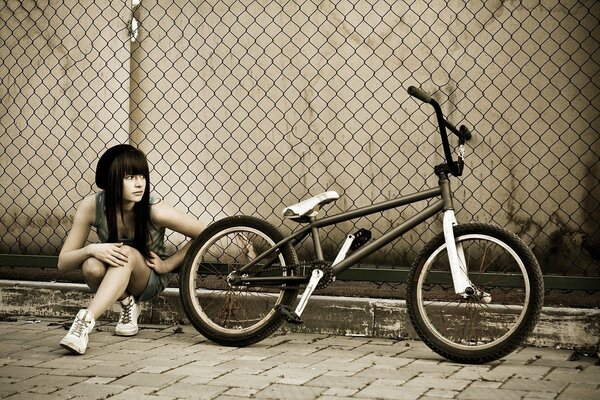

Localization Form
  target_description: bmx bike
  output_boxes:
[179,86,544,364]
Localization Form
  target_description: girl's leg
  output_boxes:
[86,246,151,319]
[81,257,107,292]
[61,246,152,354]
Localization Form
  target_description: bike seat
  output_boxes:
[282,191,340,221]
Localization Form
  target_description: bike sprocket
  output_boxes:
[296,260,335,289]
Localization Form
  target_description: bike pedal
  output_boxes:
[275,304,304,325]
[350,228,372,250]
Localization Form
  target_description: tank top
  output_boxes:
[94,191,169,286]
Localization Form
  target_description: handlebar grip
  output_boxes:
[460,125,472,141]
[407,86,432,103]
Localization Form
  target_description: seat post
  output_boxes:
[309,216,324,260]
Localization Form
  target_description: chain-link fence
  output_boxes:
[1,1,599,290]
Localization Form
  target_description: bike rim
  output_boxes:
[416,233,531,351]
[187,226,289,335]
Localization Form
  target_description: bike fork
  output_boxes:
[443,210,471,295]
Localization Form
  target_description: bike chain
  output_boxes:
[260,260,335,289]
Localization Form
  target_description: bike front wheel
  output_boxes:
[407,223,544,364]
[179,215,299,347]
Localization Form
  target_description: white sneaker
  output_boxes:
[115,295,139,336]
[60,309,95,355]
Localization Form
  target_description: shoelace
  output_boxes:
[70,316,91,337]
[119,300,134,325]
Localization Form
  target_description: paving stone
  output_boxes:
[457,386,527,400]
[216,358,281,374]
[405,359,463,376]
[545,368,600,384]
[557,384,600,400]
[468,380,502,388]
[355,383,426,400]
[135,356,192,373]
[35,357,99,371]
[2,393,73,400]
[208,372,278,389]
[491,363,552,376]
[261,366,323,385]
[501,377,568,393]
[164,363,230,379]
[84,376,116,384]
[254,383,325,399]
[155,382,229,399]
[316,396,357,400]
[309,358,373,373]
[305,374,374,389]
[267,353,328,367]
[223,387,260,397]
[110,372,186,388]
[52,382,130,399]
[3,373,85,393]
[404,376,470,391]
[105,385,175,400]
[70,363,141,378]
[447,365,496,380]
[0,365,52,380]
[322,386,358,397]
[355,353,414,369]
[426,388,460,398]
[354,366,417,381]
[522,391,559,399]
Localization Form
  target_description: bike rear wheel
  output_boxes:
[407,223,543,364]
[180,215,299,347]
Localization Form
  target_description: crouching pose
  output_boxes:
[58,144,204,354]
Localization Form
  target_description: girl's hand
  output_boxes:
[146,251,167,274]
[89,243,128,267]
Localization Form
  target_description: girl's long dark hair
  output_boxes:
[105,148,151,258]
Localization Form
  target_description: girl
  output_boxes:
[57,144,204,354]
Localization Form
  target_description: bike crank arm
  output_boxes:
[332,233,355,266]
[443,210,472,294]
[294,269,324,317]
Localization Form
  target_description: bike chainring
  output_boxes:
[296,260,335,289]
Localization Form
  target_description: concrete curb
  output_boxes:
[1,279,598,351]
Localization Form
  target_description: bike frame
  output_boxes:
[233,172,471,294]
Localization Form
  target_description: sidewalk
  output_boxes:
[1,316,599,400]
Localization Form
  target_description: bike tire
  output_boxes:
[179,215,299,347]
[407,223,544,364]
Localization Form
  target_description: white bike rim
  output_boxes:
[187,226,287,334]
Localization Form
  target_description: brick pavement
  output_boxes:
[0,316,598,399]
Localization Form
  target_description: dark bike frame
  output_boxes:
[231,172,454,287]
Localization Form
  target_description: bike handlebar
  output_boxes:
[407,86,472,176]
[407,86,432,103]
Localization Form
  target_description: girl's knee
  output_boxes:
[82,258,107,287]
[122,246,145,267]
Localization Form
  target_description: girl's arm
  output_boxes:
[57,196,96,272]
[57,195,128,272]
[147,202,205,274]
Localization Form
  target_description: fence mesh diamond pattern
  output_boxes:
[1,1,599,288]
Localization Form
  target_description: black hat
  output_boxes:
[95,144,136,189]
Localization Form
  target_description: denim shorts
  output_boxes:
[137,270,168,302]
